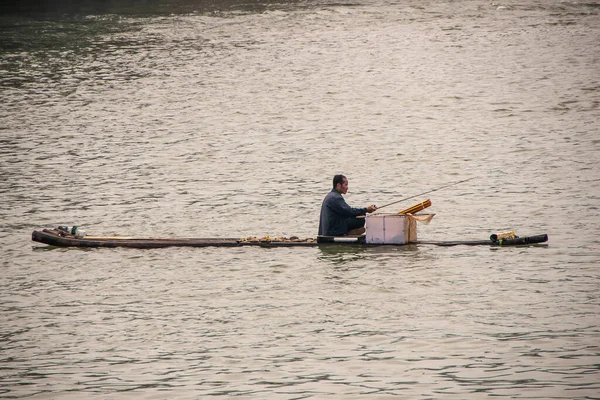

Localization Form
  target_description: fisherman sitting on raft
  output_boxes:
[318,174,377,236]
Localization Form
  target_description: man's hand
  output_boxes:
[366,204,377,213]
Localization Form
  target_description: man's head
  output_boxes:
[333,174,349,194]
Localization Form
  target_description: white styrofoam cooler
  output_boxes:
[365,214,417,244]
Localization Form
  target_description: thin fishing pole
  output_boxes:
[377,177,475,210]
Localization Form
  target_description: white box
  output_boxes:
[365,215,417,244]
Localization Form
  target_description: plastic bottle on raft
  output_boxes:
[71,226,86,238]
[58,226,85,238]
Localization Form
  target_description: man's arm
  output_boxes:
[330,194,368,217]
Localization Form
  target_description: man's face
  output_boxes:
[337,178,349,194]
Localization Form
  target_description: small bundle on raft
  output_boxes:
[490,229,516,242]
[239,235,315,243]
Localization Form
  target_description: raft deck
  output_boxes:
[32,228,548,249]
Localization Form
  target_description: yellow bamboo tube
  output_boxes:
[397,199,432,215]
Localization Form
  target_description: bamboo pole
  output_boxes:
[397,199,432,215]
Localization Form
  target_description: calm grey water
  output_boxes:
[1,0,599,398]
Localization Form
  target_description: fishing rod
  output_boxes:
[376,177,475,210]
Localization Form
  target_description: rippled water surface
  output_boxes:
[1,0,599,398]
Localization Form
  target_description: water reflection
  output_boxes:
[317,243,418,264]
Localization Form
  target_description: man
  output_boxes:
[318,174,377,236]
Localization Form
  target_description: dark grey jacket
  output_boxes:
[318,188,367,236]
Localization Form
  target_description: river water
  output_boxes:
[1,0,599,398]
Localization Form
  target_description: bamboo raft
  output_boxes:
[31,227,548,249]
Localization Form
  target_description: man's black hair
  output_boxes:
[333,174,346,188]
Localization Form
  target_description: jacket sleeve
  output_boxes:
[330,194,367,217]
